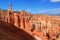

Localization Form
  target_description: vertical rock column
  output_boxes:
[7,3,14,24]
[7,11,11,23]
[14,13,19,28]
[25,17,28,30]
[19,11,25,29]
[0,10,1,19]
[24,15,31,31]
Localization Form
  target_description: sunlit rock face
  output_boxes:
[0,9,60,40]
[14,13,19,27]
[0,4,60,40]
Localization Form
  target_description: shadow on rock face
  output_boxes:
[0,20,36,40]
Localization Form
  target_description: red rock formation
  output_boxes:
[0,4,60,40]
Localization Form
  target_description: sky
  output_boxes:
[0,0,60,14]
